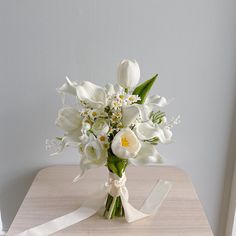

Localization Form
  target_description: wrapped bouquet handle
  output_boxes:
[17,173,172,236]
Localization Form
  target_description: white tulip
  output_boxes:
[55,107,82,133]
[92,118,109,136]
[76,81,107,108]
[111,128,141,159]
[117,59,140,89]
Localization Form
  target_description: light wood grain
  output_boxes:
[7,166,213,236]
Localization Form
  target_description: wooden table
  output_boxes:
[7,166,213,236]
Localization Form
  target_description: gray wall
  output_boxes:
[1,1,236,235]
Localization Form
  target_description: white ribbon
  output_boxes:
[17,173,172,236]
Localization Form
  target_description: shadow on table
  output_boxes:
[0,169,39,232]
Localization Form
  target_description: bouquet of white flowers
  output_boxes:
[47,59,179,220]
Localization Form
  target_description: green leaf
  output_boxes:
[132,74,158,104]
[107,151,128,177]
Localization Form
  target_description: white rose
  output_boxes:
[117,59,140,89]
[111,128,141,159]
[92,118,109,136]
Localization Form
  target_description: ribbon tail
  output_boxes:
[121,179,172,223]
[16,190,107,236]
[121,195,148,222]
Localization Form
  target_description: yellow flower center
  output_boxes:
[92,111,97,117]
[99,136,106,142]
[121,136,129,147]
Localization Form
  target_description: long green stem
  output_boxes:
[107,196,117,219]
[104,152,128,219]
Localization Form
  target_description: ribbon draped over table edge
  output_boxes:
[17,173,172,236]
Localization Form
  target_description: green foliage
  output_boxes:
[132,74,158,104]
[144,137,159,145]
[106,151,128,177]
[150,110,165,124]
[104,151,128,218]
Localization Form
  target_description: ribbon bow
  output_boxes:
[17,173,172,236]
[105,172,128,199]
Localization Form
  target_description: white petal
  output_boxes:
[134,104,152,121]
[73,141,107,182]
[105,83,123,96]
[158,127,173,143]
[117,59,140,88]
[63,129,82,145]
[55,107,82,133]
[111,128,141,159]
[145,95,172,107]
[76,81,107,108]
[122,105,140,127]
[129,142,164,166]
[135,122,158,140]
[57,77,78,96]
[136,122,172,144]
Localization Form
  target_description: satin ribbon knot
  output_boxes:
[105,172,128,198]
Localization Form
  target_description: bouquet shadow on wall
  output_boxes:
[218,93,236,236]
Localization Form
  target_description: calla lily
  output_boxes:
[122,105,140,127]
[57,77,78,105]
[76,81,107,108]
[129,142,163,166]
[135,122,172,144]
[145,95,172,108]
[111,128,141,159]
[105,83,123,96]
[117,59,140,89]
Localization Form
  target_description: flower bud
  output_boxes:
[117,59,140,89]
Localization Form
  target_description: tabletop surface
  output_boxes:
[7,166,213,236]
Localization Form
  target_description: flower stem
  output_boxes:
[107,196,117,219]
[104,153,128,219]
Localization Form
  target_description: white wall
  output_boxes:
[0,1,236,235]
